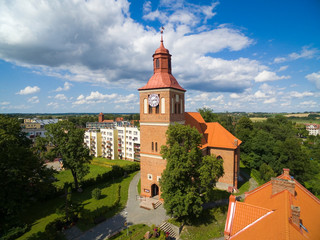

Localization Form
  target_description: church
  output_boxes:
[138,33,241,199]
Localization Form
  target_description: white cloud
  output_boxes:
[230,93,240,99]
[306,71,320,89]
[16,86,40,95]
[254,70,290,82]
[278,65,288,72]
[0,0,260,94]
[114,93,138,103]
[289,91,314,98]
[289,46,319,60]
[274,46,319,63]
[0,101,10,105]
[47,102,59,109]
[263,98,276,104]
[55,82,72,92]
[73,91,137,105]
[299,100,317,106]
[27,96,39,103]
[274,57,286,63]
[211,95,223,101]
[254,90,267,98]
[54,94,68,101]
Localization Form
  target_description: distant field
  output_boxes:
[290,119,320,124]
[284,113,310,117]
[249,117,267,122]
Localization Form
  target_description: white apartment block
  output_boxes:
[84,126,140,161]
[84,130,102,157]
[305,124,320,136]
[100,128,118,159]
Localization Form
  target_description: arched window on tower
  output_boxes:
[168,59,171,72]
[152,142,154,152]
[161,98,165,114]
[156,59,160,68]
[171,98,174,114]
[144,99,148,114]
[155,142,158,152]
[217,155,223,161]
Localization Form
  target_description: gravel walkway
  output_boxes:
[66,171,169,240]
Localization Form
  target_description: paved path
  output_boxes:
[67,171,169,240]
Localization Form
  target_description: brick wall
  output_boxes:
[271,178,295,195]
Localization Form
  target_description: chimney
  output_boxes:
[283,168,290,178]
[271,178,295,195]
[291,205,300,226]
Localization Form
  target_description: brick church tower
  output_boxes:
[138,32,186,198]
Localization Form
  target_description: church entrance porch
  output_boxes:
[151,183,159,197]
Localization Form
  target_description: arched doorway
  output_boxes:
[151,184,159,197]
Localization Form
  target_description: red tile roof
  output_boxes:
[185,112,241,149]
[224,169,320,240]
[138,72,186,91]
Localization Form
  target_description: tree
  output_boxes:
[197,107,219,122]
[42,121,91,189]
[160,124,224,221]
[0,115,53,233]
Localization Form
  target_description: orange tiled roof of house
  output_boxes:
[224,169,320,240]
[185,112,241,149]
[102,119,114,123]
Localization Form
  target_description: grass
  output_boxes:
[109,224,152,240]
[91,157,135,167]
[180,206,228,240]
[137,178,141,195]
[235,180,250,196]
[53,164,111,189]
[249,117,267,122]
[18,169,138,239]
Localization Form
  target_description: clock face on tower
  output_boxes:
[148,94,159,107]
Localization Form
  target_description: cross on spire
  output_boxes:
[160,26,164,42]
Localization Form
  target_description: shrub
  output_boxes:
[0,224,29,240]
[92,188,102,200]
[113,184,121,206]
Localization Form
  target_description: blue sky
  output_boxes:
[0,0,319,113]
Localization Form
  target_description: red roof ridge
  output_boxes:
[244,181,271,198]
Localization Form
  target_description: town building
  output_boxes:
[138,34,241,199]
[84,116,140,161]
[21,118,60,141]
[305,123,320,136]
[224,169,320,240]
[86,113,132,130]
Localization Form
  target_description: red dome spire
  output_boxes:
[139,29,186,92]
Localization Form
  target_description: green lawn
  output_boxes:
[18,171,138,239]
[109,224,152,240]
[180,206,228,240]
[91,157,136,167]
[53,164,111,189]
[137,178,141,195]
